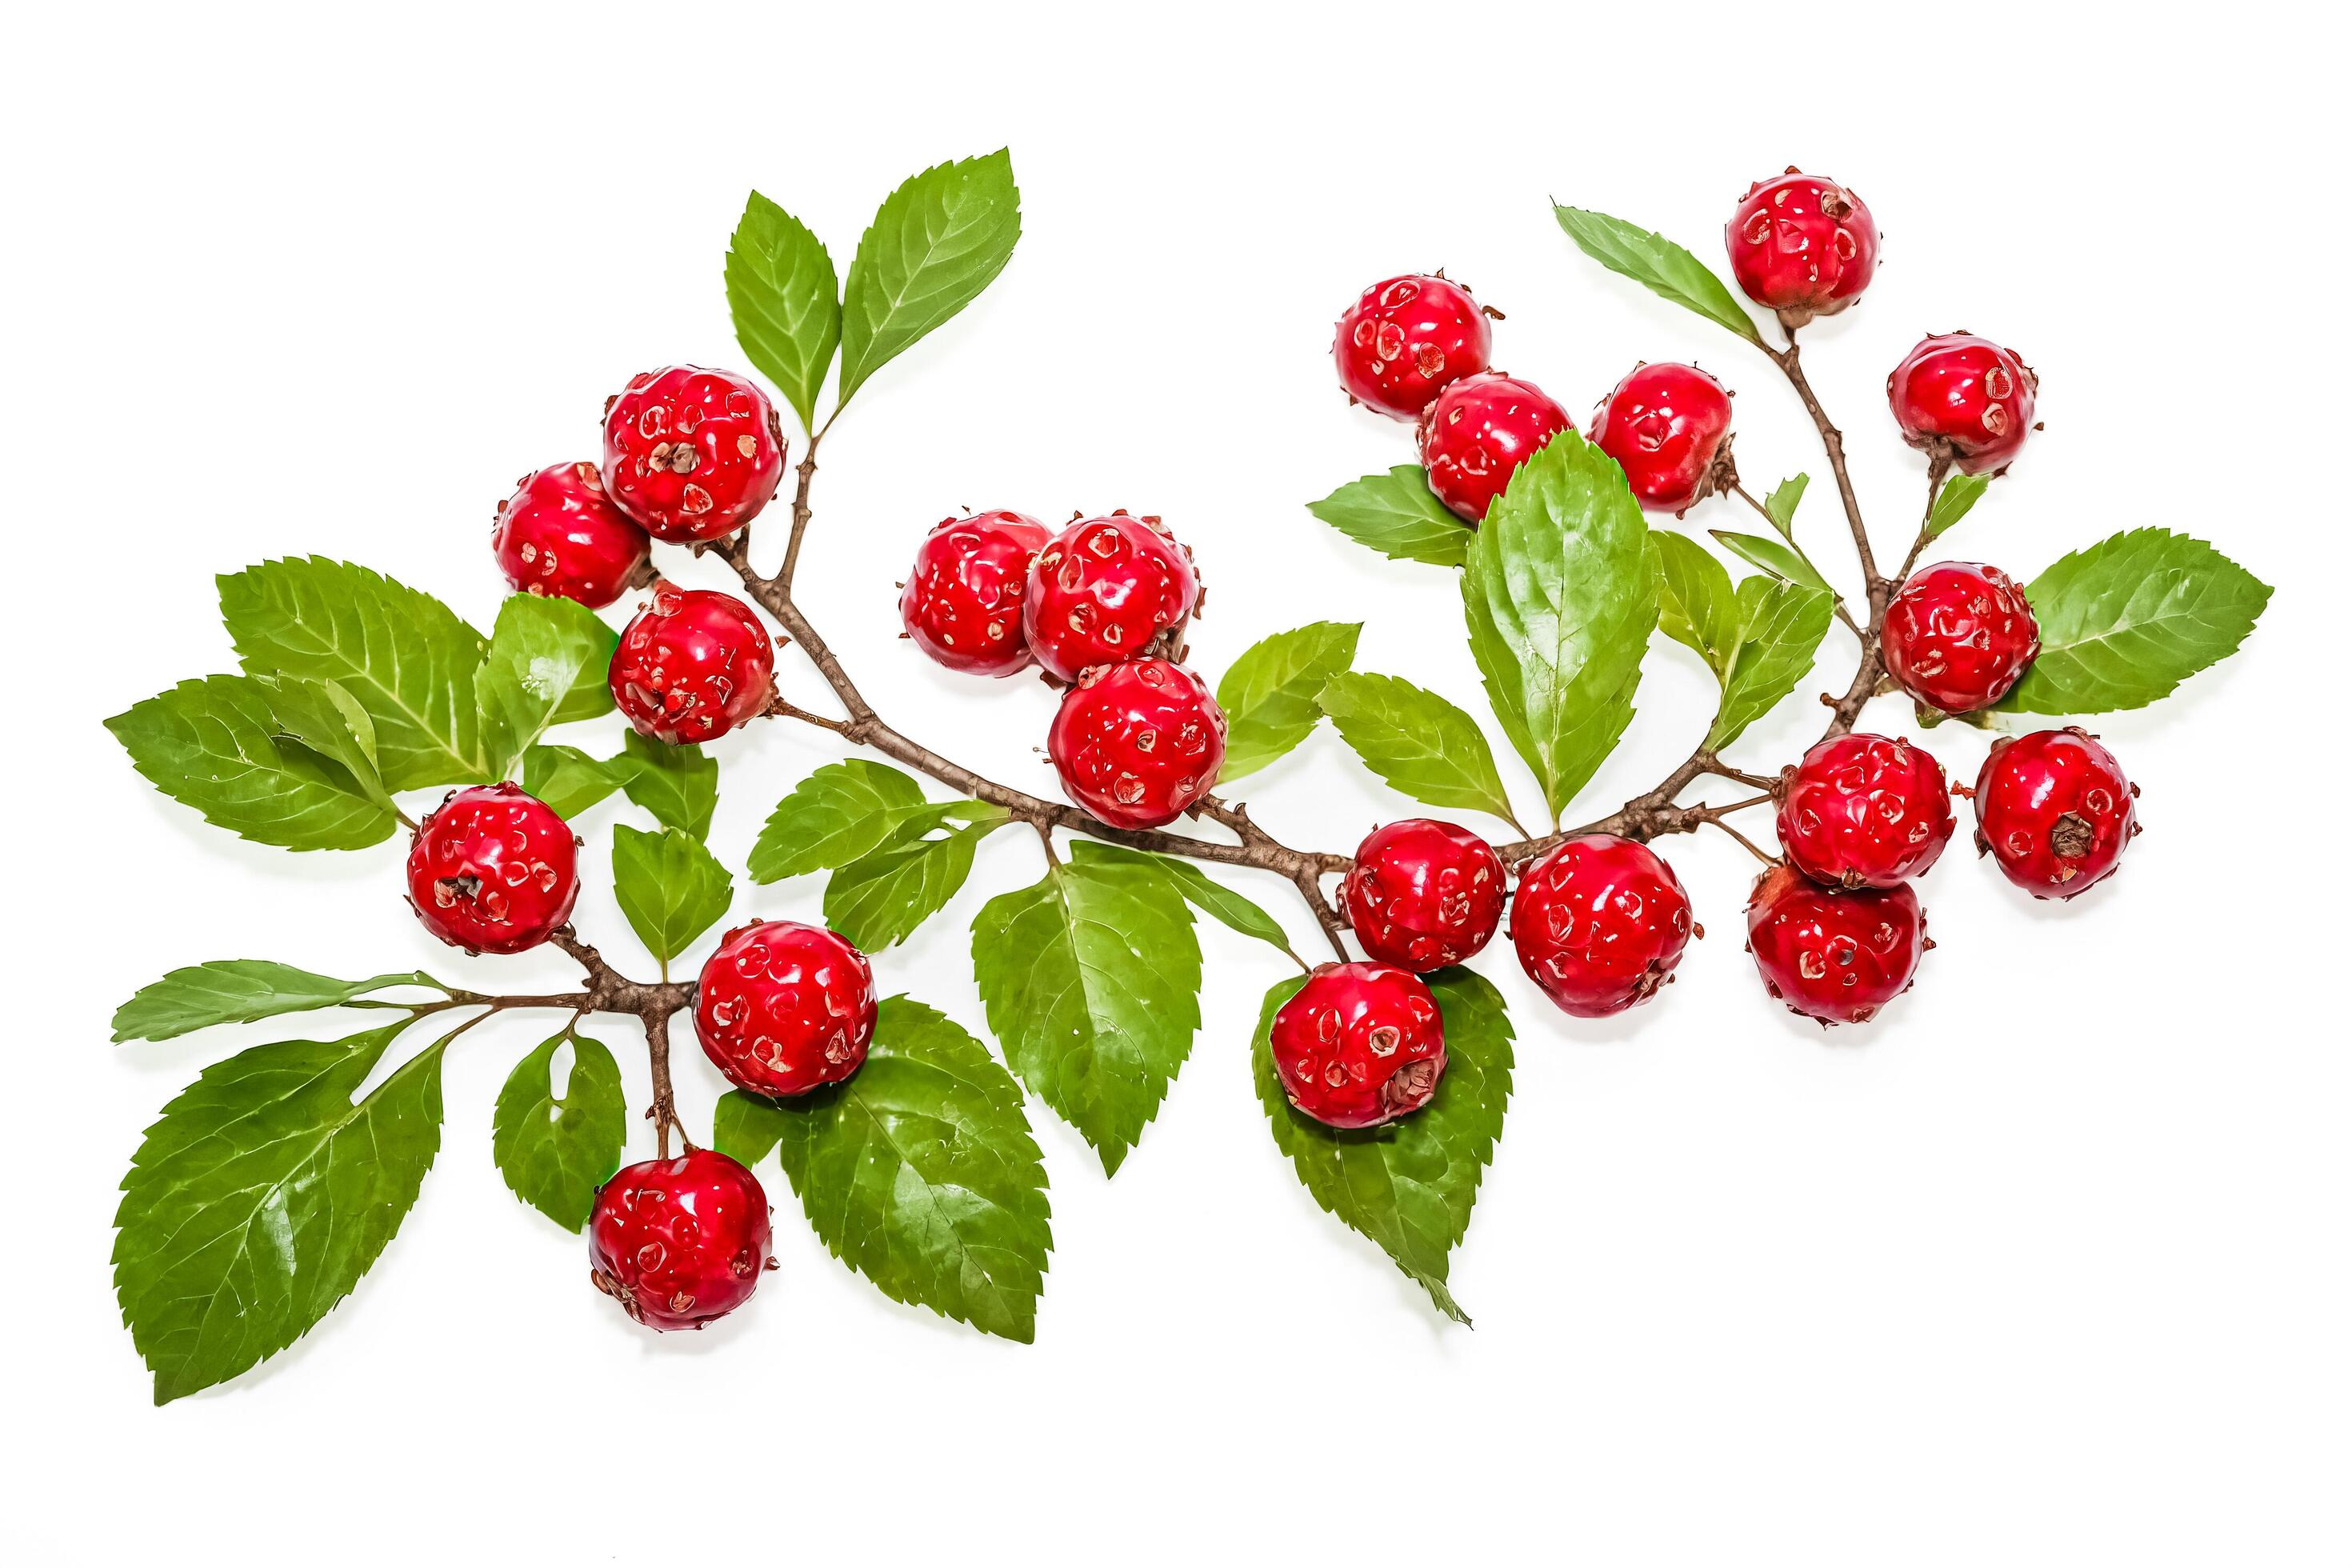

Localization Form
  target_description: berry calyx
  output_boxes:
[1589,362,1737,514]
[1744,864,1927,1026]
[899,510,1052,676]
[490,462,651,608]
[1341,819,1506,972]
[1887,334,2039,475]
[588,1150,774,1331]
[1418,371,1570,522]
[609,582,776,745]
[694,920,878,1097]
[1881,561,2041,714]
[1021,512,1198,684]
[1268,962,1447,1130]
[1509,834,1694,1018]
[1046,658,1226,830]
[405,783,579,954]
[1775,734,1955,890]
[1974,728,2141,899]
[1724,168,1878,326]
[600,366,786,542]
[1332,274,1494,422]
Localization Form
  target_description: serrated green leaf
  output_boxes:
[612,825,734,965]
[1067,841,1301,962]
[726,190,842,437]
[112,961,439,1044]
[1650,530,1742,674]
[107,675,399,851]
[258,676,391,809]
[1317,671,1521,829]
[825,810,1007,950]
[1306,467,1473,568]
[837,150,1021,406]
[1554,206,1762,345]
[1462,430,1656,821]
[1925,471,1991,540]
[1252,967,1514,1324]
[1765,474,1810,538]
[219,557,490,790]
[491,1030,626,1232]
[612,730,717,839]
[1997,529,2272,714]
[1710,578,1835,748]
[1214,621,1362,782]
[1709,527,1836,596]
[971,854,1201,1175]
[113,1021,446,1402]
[749,759,934,882]
[477,593,618,776]
[521,743,625,819]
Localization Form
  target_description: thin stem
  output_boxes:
[1698,811,1780,866]
[642,1009,692,1159]
[776,430,826,592]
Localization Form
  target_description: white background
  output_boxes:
[11,3,2347,1562]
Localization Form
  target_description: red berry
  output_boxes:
[1589,362,1737,514]
[405,783,579,954]
[694,920,878,1097]
[1021,512,1198,684]
[1268,962,1447,1130]
[1887,334,2039,475]
[600,366,786,542]
[899,510,1051,676]
[1882,562,2041,714]
[1332,274,1494,421]
[1418,372,1570,522]
[609,582,775,745]
[490,462,651,608]
[1725,169,1878,326]
[1974,728,2141,899]
[588,1150,774,1331]
[1341,819,1506,972]
[1508,834,1694,1018]
[1775,734,1955,890]
[1047,658,1226,830]
[1745,864,1927,1026]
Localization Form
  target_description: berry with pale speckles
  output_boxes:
[1269,962,1447,1129]
[404,783,580,954]
[1021,512,1198,683]
[1882,561,2040,714]
[1589,362,1737,514]
[609,582,775,745]
[1418,371,1570,522]
[490,462,651,608]
[1047,658,1226,830]
[1333,273,1494,421]
[900,510,1051,676]
[1725,169,1878,326]
[1776,734,1954,890]
[1509,834,1694,1018]
[601,366,786,542]
[1888,334,2039,475]
[589,1150,774,1331]
[1974,728,2141,899]
[1745,864,1927,1026]
[694,920,878,1097]
[1341,819,1506,972]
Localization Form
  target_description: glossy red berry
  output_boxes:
[1725,169,1878,326]
[1974,728,2141,899]
[1745,864,1927,1026]
[1268,962,1447,1130]
[1775,734,1955,890]
[695,920,878,1096]
[1418,372,1570,522]
[490,462,651,608]
[1509,834,1694,1018]
[609,582,775,745]
[898,510,1051,677]
[1882,562,2041,714]
[601,366,786,542]
[405,783,579,954]
[1888,334,2039,475]
[1022,512,1198,683]
[589,1150,774,1331]
[1589,362,1737,514]
[1341,819,1506,972]
[1047,658,1226,830]
[1333,274,1494,421]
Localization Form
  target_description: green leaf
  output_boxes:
[106,675,399,851]
[491,1029,626,1232]
[1709,528,1836,596]
[113,1021,447,1403]
[837,150,1021,406]
[971,853,1202,1176]
[1067,842,1300,962]
[1461,430,1657,820]
[1925,471,1991,540]
[1710,579,1835,748]
[612,730,718,839]
[1306,467,1472,568]
[1764,474,1810,539]
[476,593,618,775]
[1554,206,1762,345]
[258,676,392,810]
[726,190,842,437]
[1214,621,1362,781]
[1316,671,1521,829]
[825,810,1008,950]
[1997,529,2272,714]
[749,759,934,882]
[112,961,438,1044]
[722,999,1053,1342]
[1650,530,1742,674]
[521,743,625,819]
[219,557,491,790]
[1251,967,1514,1323]
[610,825,734,966]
